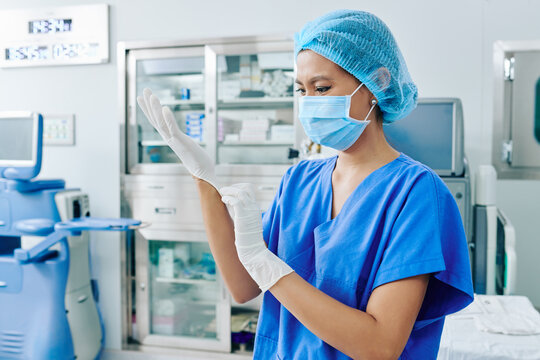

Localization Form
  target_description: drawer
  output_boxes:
[123,175,197,198]
[124,175,284,229]
[129,196,205,232]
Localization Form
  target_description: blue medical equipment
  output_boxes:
[0,112,142,359]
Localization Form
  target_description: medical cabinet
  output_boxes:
[119,37,297,354]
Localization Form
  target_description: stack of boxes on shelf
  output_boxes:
[185,113,205,143]
[239,118,269,143]
[270,124,294,143]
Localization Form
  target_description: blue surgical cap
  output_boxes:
[294,10,418,123]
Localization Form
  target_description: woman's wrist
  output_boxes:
[194,177,219,193]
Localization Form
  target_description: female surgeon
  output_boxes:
[137,10,474,360]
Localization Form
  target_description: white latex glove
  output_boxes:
[136,88,219,190]
[220,183,294,292]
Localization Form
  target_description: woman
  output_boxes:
[137,10,473,359]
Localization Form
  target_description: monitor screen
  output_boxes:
[384,102,454,171]
[0,117,34,162]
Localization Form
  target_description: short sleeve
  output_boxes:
[372,171,474,328]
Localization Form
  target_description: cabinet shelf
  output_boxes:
[140,140,206,146]
[219,140,293,146]
[155,277,216,285]
[162,100,205,107]
[218,97,294,109]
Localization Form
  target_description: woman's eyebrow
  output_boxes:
[295,75,333,85]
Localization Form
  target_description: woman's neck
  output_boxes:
[334,122,400,173]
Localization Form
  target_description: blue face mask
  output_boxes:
[298,83,377,151]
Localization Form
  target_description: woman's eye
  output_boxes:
[316,86,331,93]
[295,88,306,95]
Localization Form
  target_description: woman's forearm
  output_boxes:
[270,272,428,360]
[270,273,381,359]
[195,179,261,303]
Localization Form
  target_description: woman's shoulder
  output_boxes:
[392,153,453,202]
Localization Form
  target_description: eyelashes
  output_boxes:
[295,86,331,95]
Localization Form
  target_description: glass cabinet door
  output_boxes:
[209,43,296,165]
[135,230,230,352]
[127,47,207,170]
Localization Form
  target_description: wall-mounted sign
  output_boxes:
[0,4,109,68]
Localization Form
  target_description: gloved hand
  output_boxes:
[136,88,219,190]
[220,183,294,292]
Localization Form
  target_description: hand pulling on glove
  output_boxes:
[220,183,294,292]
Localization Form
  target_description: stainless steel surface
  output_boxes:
[118,41,128,176]
[504,57,515,81]
[120,173,133,344]
[135,230,150,342]
[118,35,293,53]
[442,175,472,242]
[205,45,218,166]
[510,51,540,168]
[492,40,540,179]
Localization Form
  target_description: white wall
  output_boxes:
[1,0,539,350]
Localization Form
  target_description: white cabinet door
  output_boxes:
[135,229,231,352]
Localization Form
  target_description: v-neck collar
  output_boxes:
[324,153,405,223]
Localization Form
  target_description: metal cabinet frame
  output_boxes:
[492,40,540,179]
[119,36,298,177]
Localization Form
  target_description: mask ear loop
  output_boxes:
[363,98,378,121]
[347,83,365,118]
[350,83,364,97]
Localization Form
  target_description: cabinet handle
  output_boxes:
[221,284,228,301]
[154,207,176,215]
[257,185,276,191]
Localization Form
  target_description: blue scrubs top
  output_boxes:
[254,153,474,360]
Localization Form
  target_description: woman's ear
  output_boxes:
[375,67,391,90]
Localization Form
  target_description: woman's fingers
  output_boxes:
[136,95,154,127]
[221,195,241,207]
[143,88,154,123]
[162,106,183,139]
[220,185,242,197]
[149,95,171,139]
[220,184,257,209]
